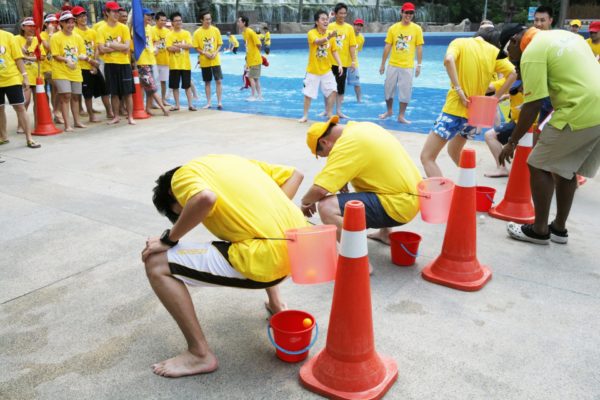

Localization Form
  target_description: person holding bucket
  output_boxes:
[300,116,422,245]
[419,26,517,178]
[141,154,306,378]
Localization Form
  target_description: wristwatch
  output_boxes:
[160,229,179,247]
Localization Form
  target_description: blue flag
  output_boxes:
[132,0,145,62]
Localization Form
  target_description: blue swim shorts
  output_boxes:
[337,192,401,229]
[432,112,478,141]
[346,67,360,87]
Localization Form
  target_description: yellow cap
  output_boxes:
[570,19,581,27]
[306,115,339,156]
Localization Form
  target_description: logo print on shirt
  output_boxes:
[395,34,412,51]
[335,33,346,48]
[64,45,79,62]
[202,37,214,53]
[316,41,329,58]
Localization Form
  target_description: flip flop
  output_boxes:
[367,234,390,246]
[27,140,41,149]
[169,107,179,111]
[0,139,9,145]
[484,171,509,178]
[264,301,287,318]
[188,106,197,111]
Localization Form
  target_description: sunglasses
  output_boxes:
[403,11,414,15]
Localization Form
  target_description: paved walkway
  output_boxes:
[1,109,599,399]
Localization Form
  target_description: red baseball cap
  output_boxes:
[71,6,86,16]
[590,21,600,33]
[105,1,122,11]
[402,2,415,11]
[353,18,364,25]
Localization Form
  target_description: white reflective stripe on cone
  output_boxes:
[134,76,140,84]
[36,85,45,94]
[457,168,476,188]
[518,132,533,147]
[339,229,368,258]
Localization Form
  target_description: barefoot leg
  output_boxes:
[367,228,392,245]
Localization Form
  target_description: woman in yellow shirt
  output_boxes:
[15,18,40,133]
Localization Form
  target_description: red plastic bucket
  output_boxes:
[267,310,318,363]
[389,231,422,266]
[476,186,497,212]
[467,96,498,128]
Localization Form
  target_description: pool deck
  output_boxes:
[1,109,599,400]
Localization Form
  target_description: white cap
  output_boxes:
[59,11,74,22]
[44,15,58,23]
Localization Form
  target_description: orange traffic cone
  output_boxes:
[488,130,535,223]
[131,69,150,120]
[299,200,398,400]
[32,77,62,136]
[421,149,492,291]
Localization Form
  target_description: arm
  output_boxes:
[300,184,330,217]
[444,53,468,106]
[15,58,29,88]
[379,43,391,74]
[332,50,343,75]
[280,170,304,200]
[493,70,517,99]
[415,45,423,77]
[498,99,543,166]
[110,40,130,52]
[313,31,336,46]
[349,45,357,70]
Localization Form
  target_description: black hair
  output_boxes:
[199,10,211,21]
[155,11,166,20]
[334,3,348,14]
[316,123,337,153]
[475,26,500,48]
[152,166,182,224]
[535,5,553,18]
[263,26,269,32]
[239,15,249,27]
[170,12,182,21]
[314,9,328,24]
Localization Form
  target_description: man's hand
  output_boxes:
[301,203,317,218]
[22,76,29,89]
[498,142,516,167]
[66,60,76,70]
[339,183,349,193]
[141,237,171,262]
[456,88,469,107]
[415,65,421,78]
[379,65,385,75]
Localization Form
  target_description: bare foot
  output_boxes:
[151,350,218,378]
[317,110,326,117]
[264,301,287,316]
[378,112,392,120]
[89,118,101,123]
[367,229,391,245]
[128,118,136,125]
[106,113,115,120]
[107,118,120,125]
[202,104,211,109]
[74,123,87,128]
[484,168,509,178]
[397,116,411,124]
[298,116,308,123]
[162,110,170,117]
[337,112,349,119]
[65,127,75,132]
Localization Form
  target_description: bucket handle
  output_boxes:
[485,194,495,204]
[267,322,319,356]
[400,243,418,258]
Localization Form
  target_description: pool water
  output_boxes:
[184,44,470,135]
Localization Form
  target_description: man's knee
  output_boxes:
[317,196,340,219]
[145,252,169,281]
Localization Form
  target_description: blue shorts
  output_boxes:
[432,112,478,141]
[346,67,360,87]
[337,192,401,229]
[495,120,516,145]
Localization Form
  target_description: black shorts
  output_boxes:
[103,63,135,97]
[169,69,191,89]
[232,47,238,54]
[81,69,108,99]
[201,66,223,82]
[332,65,348,95]
[495,120,516,145]
[0,85,25,106]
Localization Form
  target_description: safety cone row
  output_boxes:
[421,148,492,292]
[32,77,62,136]
[131,69,150,120]
[300,200,398,400]
[488,129,535,223]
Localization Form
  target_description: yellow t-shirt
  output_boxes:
[509,92,524,122]
[152,25,169,66]
[92,20,107,32]
[192,26,223,68]
[587,38,600,62]
[170,155,308,282]
[306,28,338,75]
[442,37,515,118]
[74,27,97,70]
[166,29,192,70]
[328,22,356,67]
[355,33,365,67]
[0,30,24,87]
[50,31,85,82]
[385,22,424,68]
[96,22,131,64]
[264,31,271,46]
[15,35,40,83]
[40,31,52,73]
[314,122,422,224]
[137,25,156,65]
[228,34,239,48]
[243,28,262,67]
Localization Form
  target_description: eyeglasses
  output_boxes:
[403,11,414,15]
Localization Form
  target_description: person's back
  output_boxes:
[522,29,600,130]
[171,154,306,282]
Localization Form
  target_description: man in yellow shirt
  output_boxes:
[193,11,224,110]
[498,27,600,246]
[569,19,582,34]
[346,18,364,103]
[166,12,195,111]
[262,26,271,55]
[226,31,239,53]
[51,11,88,132]
[379,2,423,124]
[0,28,41,149]
[420,27,516,177]
[152,12,171,105]
[298,10,343,123]
[587,21,600,62]
[97,1,135,125]
[238,16,263,101]
[301,116,422,245]
[141,154,306,378]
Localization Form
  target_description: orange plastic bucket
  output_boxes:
[417,177,455,224]
[467,96,498,128]
[476,186,497,212]
[285,225,337,284]
[267,310,318,363]
[389,231,421,266]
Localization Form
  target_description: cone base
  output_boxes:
[32,125,63,136]
[299,350,398,400]
[422,261,492,292]
[132,112,151,120]
[488,203,535,224]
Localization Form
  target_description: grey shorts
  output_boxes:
[54,79,82,95]
[248,65,261,79]
[384,66,414,103]
[528,123,600,179]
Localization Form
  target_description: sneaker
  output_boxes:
[549,222,568,244]
[507,222,550,245]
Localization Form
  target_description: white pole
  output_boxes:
[483,0,488,21]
